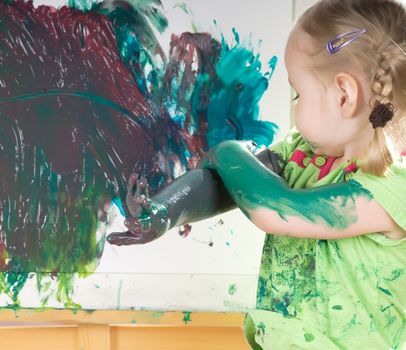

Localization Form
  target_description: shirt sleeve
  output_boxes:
[352,157,406,246]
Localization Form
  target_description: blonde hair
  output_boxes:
[298,0,406,176]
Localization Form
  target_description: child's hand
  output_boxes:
[107,173,170,246]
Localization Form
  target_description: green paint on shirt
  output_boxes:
[205,139,372,231]
[304,332,315,342]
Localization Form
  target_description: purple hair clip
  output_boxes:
[326,28,367,54]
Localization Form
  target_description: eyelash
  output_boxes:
[292,93,300,101]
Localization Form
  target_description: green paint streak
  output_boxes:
[380,303,394,312]
[378,286,393,296]
[201,142,372,229]
[0,145,107,306]
[384,269,404,282]
[173,2,191,14]
[228,284,237,295]
[0,272,29,305]
[182,311,192,324]
[257,321,266,334]
[304,332,315,342]
[332,305,343,310]
[341,314,359,334]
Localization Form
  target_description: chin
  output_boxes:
[319,148,344,157]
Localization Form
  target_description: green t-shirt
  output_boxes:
[245,129,406,350]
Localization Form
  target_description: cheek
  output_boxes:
[294,102,314,130]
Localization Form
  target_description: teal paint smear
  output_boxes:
[205,31,278,147]
[97,0,168,98]
[380,303,394,312]
[203,142,373,229]
[112,198,126,217]
[384,269,404,282]
[378,286,393,296]
[0,272,28,306]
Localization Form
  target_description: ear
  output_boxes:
[334,73,359,118]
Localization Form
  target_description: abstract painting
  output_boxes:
[0,0,290,310]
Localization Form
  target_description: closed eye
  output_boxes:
[292,93,300,101]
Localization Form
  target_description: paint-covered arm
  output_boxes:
[201,140,403,239]
[107,145,283,246]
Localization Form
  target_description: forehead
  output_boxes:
[284,26,317,78]
[285,26,315,58]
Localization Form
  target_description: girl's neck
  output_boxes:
[330,127,375,172]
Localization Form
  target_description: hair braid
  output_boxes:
[363,50,397,175]
[371,52,395,104]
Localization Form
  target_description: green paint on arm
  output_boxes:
[202,142,373,230]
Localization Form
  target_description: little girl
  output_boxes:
[108,0,406,348]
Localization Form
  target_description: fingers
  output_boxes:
[135,194,152,211]
[135,176,149,198]
[126,172,150,197]
[127,173,138,196]
[124,217,152,233]
[126,173,152,217]
[106,216,156,246]
[106,230,152,246]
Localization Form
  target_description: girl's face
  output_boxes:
[284,27,362,157]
